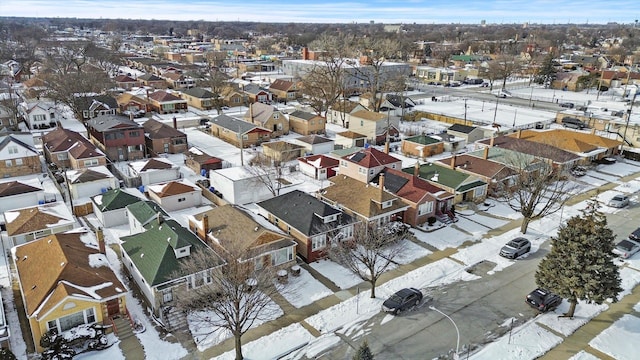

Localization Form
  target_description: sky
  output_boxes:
[1,0,639,25]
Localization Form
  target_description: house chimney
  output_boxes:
[483,146,489,160]
[173,116,177,129]
[157,212,162,226]
[146,89,150,100]
[96,227,106,254]
[516,129,522,139]
[591,127,596,135]
[490,135,495,147]
[450,155,456,169]
[379,172,385,194]
[129,112,134,121]
[384,140,390,154]
[414,161,420,177]
[202,214,209,236]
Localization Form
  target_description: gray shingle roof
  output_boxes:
[256,190,356,237]
[87,114,141,132]
[210,114,260,134]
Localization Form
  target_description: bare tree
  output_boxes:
[198,68,231,114]
[498,144,577,234]
[329,222,406,298]
[352,38,402,112]
[173,245,283,360]
[245,152,286,197]
[299,34,352,117]
[486,54,523,91]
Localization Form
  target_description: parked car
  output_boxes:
[499,237,531,259]
[560,102,575,108]
[629,227,640,241]
[613,239,640,259]
[561,117,587,129]
[570,166,587,177]
[480,82,489,87]
[607,194,629,208]
[496,89,512,98]
[381,288,424,315]
[526,288,562,312]
[594,157,617,165]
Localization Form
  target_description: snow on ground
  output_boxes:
[589,314,640,360]
[535,301,609,337]
[477,199,523,220]
[211,323,314,360]
[459,212,510,229]
[309,259,362,290]
[617,266,640,300]
[304,258,478,335]
[74,334,123,359]
[469,321,563,360]
[277,267,333,308]
[411,225,471,250]
[453,216,493,238]
[595,160,640,178]
[569,351,601,360]
[585,169,623,185]
[396,239,432,263]
[187,296,284,352]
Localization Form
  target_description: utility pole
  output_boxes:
[621,91,638,155]
[463,98,467,125]
[492,97,499,125]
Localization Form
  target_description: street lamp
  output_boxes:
[429,305,460,359]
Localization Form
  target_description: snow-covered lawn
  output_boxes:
[309,259,362,290]
[277,268,333,308]
[535,301,609,336]
[469,322,563,360]
[589,314,640,360]
[411,225,473,250]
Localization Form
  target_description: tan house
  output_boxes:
[14,231,128,353]
[245,102,289,137]
[348,109,399,144]
[337,147,403,183]
[318,174,409,226]
[0,133,41,178]
[180,87,216,110]
[137,73,166,89]
[115,92,152,117]
[508,129,621,162]
[262,141,305,163]
[114,75,140,90]
[287,110,325,135]
[401,135,445,159]
[147,91,188,114]
[335,131,367,148]
[42,128,107,170]
[4,202,75,247]
[188,204,297,271]
[269,79,298,103]
[209,114,271,148]
[326,100,367,125]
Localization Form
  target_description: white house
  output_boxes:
[146,180,202,211]
[288,135,335,155]
[128,157,181,186]
[66,166,119,202]
[19,100,59,130]
[209,167,274,205]
[125,200,169,236]
[91,187,147,228]
[4,202,75,246]
[0,178,45,224]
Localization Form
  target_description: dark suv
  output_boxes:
[381,288,424,315]
[526,288,562,312]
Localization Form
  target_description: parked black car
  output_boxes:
[526,288,562,312]
[381,288,424,315]
[560,102,574,108]
[629,227,640,241]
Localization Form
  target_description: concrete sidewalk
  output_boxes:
[194,164,640,359]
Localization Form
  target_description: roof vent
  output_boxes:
[254,226,259,231]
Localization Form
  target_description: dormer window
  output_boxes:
[323,214,338,223]
[382,200,393,209]
[174,246,190,258]
[273,113,279,119]
[340,160,347,167]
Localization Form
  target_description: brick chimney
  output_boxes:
[384,140,390,154]
[516,129,522,139]
[302,47,309,60]
[96,227,106,254]
[414,161,420,177]
[202,214,209,237]
[490,136,495,147]
[450,155,457,169]
[173,116,177,129]
[483,146,489,160]
[379,172,385,194]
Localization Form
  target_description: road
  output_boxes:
[317,193,640,359]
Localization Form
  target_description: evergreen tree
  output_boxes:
[353,339,374,360]
[535,200,622,318]
[535,53,557,87]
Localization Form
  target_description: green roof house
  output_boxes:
[120,217,224,330]
[404,162,487,204]
[91,188,146,227]
[125,200,170,235]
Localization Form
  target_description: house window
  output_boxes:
[33,114,46,122]
[127,145,140,152]
[57,153,69,160]
[310,120,314,125]
[418,201,434,215]
[84,159,98,167]
[271,247,294,266]
[46,320,57,331]
[8,146,18,154]
[340,160,347,167]
[360,120,363,126]
[474,186,486,198]
[178,197,186,202]
[57,309,92,332]
[358,168,366,175]
[129,131,140,138]
[311,234,326,251]
[162,104,175,111]
[242,134,249,140]
[5,160,12,167]
[15,158,23,166]
[273,113,279,119]
[277,123,283,131]
[338,225,354,240]
[83,110,89,118]
[164,143,169,152]
[86,307,96,323]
